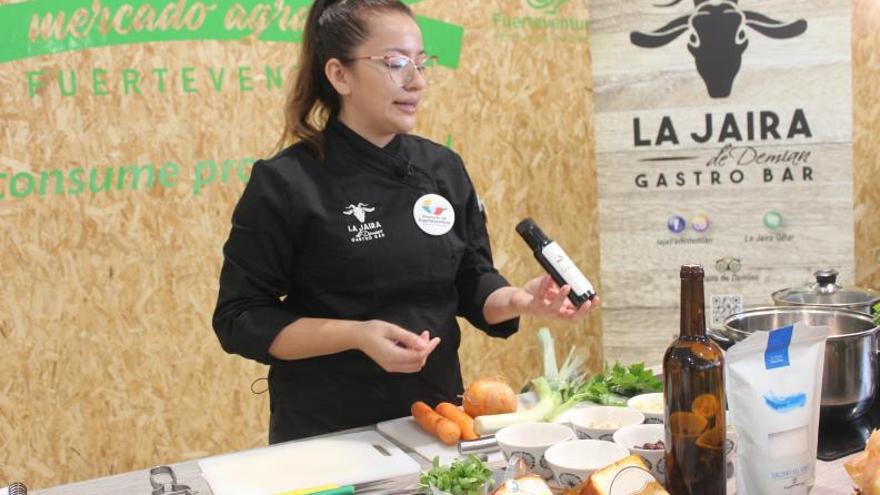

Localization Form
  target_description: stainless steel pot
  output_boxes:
[771,268,880,316]
[710,306,879,421]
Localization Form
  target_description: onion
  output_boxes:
[463,376,517,417]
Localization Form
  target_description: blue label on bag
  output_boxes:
[763,392,807,412]
[765,325,794,369]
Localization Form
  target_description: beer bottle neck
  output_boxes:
[680,277,706,338]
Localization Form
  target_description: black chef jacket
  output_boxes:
[213,118,520,443]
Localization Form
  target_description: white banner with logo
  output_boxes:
[589,0,854,364]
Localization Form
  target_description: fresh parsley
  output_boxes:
[603,362,663,396]
[418,455,494,495]
[549,361,663,418]
[569,362,662,406]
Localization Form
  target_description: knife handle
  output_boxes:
[309,486,355,495]
[458,435,498,455]
[274,484,346,495]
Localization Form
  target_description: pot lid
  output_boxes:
[772,268,880,309]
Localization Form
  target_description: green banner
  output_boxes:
[0,0,462,67]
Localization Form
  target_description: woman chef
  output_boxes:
[212,0,597,444]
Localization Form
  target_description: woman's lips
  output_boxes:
[394,101,418,114]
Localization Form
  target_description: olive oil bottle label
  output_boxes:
[541,242,594,297]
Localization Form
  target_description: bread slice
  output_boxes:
[579,455,669,495]
[634,481,669,495]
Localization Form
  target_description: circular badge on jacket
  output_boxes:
[413,193,455,236]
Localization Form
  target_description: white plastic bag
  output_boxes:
[726,322,829,495]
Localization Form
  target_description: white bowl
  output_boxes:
[627,393,664,424]
[544,439,630,488]
[725,412,738,487]
[567,406,645,441]
[495,422,575,479]
[612,423,666,484]
[551,403,599,425]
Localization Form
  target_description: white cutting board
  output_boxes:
[377,415,505,465]
[377,398,603,466]
[199,430,420,495]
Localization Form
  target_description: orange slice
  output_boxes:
[668,411,708,437]
[696,424,725,450]
[692,394,720,419]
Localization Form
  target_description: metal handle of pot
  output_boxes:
[813,268,842,294]
[875,328,880,357]
[706,327,736,350]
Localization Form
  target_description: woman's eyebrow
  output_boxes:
[383,47,427,56]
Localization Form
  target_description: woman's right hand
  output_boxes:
[357,320,440,373]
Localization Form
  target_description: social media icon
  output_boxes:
[716,257,742,273]
[764,211,783,230]
[728,258,742,273]
[667,215,686,234]
[691,214,710,233]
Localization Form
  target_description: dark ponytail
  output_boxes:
[279,0,414,160]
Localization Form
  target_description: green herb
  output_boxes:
[574,375,628,407]
[551,362,662,417]
[534,329,663,419]
[603,362,663,396]
[418,455,494,495]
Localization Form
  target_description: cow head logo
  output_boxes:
[525,0,570,15]
[342,203,375,223]
[630,0,807,98]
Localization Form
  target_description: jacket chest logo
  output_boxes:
[342,203,385,243]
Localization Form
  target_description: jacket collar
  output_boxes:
[325,117,406,178]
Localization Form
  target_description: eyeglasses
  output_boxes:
[347,54,438,87]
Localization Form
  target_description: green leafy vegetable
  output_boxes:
[477,328,663,426]
[550,359,662,418]
[571,375,628,407]
[535,328,663,419]
[603,362,663,396]
[418,455,494,495]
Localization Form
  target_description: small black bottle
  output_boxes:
[516,218,596,307]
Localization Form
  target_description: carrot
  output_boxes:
[412,401,461,445]
[436,402,478,441]
[412,401,441,433]
[435,417,462,445]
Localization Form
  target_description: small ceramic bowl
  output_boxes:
[567,406,645,441]
[544,439,630,488]
[627,393,665,424]
[495,422,575,479]
[551,403,598,425]
[725,412,738,487]
[612,423,666,484]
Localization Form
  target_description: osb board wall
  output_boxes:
[0,0,598,488]
[853,0,880,290]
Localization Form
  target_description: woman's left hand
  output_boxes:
[511,275,598,321]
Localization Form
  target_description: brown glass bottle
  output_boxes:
[663,265,726,495]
